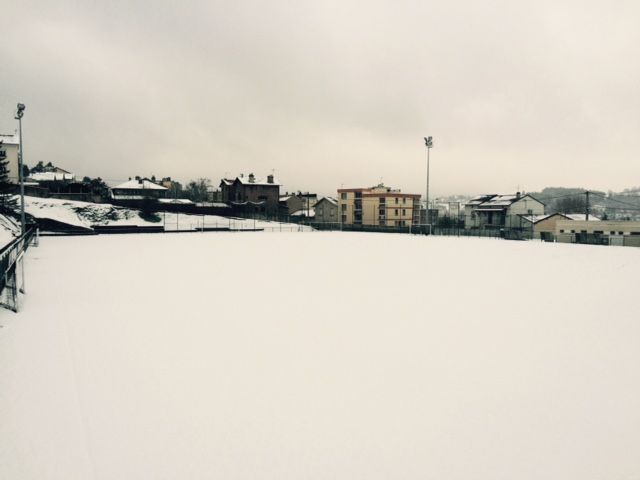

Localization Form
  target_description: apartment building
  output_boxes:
[337,184,421,227]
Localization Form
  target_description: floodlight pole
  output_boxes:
[423,136,433,232]
[15,104,26,235]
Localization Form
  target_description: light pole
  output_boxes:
[423,136,433,229]
[15,103,26,235]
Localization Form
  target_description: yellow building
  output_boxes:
[338,184,421,227]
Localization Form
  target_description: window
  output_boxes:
[341,192,347,200]
[395,198,399,204]
[341,204,346,211]
[402,197,406,204]
[341,214,347,222]
[395,209,399,215]
[559,229,565,233]
[610,231,616,235]
[379,197,386,203]
[570,230,575,233]
[402,209,406,215]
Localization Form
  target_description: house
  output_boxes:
[555,220,640,247]
[219,173,280,214]
[338,184,421,227]
[0,133,20,184]
[315,197,338,224]
[279,193,304,216]
[298,192,318,210]
[110,177,168,204]
[464,193,544,230]
[520,213,600,241]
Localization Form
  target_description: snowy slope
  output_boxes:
[21,196,308,232]
[0,214,20,249]
[2,234,640,480]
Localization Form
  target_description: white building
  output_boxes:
[464,193,545,230]
[110,177,168,202]
[0,133,20,184]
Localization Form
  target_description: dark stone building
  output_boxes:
[219,173,280,215]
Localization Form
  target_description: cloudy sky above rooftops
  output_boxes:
[1,0,639,196]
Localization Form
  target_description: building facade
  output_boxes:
[464,193,545,230]
[0,133,20,184]
[110,177,168,203]
[338,185,421,227]
[314,197,338,224]
[555,220,640,247]
[219,173,280,214]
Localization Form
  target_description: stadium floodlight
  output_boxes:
[15,103,25,120]
[423,136,434,228]
[15,103,26,235]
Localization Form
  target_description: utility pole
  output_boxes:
[585,190,590,221]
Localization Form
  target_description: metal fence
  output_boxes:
[306,222,535,239]
[1,227,38,312]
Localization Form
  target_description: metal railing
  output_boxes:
[1,227,38,312]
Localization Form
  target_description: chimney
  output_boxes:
[516,191,521,198]
[267,174,274,184]
[248,173,255,183]
[135,175,141,181]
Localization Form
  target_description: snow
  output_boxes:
[290,207,315,217]
[0,132,19,145]
[20,196,306,232]
[565,213,601,221]
[29,172,75,182]
[112,178,167,190]
[2,234,640,479]
[236,175,279,186]
[0,214,20,248]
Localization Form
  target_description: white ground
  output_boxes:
[1,233,640,480]
[21,196,309,232]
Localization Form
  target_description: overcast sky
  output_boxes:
[1,0,639,197]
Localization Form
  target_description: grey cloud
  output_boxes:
[1,0,638,197]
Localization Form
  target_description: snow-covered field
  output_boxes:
[1,233,640,480]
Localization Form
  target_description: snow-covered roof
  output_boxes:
[520,212,601,224]
[158,198,194,204]
[236,175,280,186]
[317,196,338,206]
[565,214,600,221]
[481,194,521,207]
[0,132,19,145]
[520,214,554,224]
[291,208,315,217]
[279,195,292,202]
[112,179,167,190]
[468,194,543,209]
[195,202,230,208]
[466,194,497,206]
[30,172,75,182]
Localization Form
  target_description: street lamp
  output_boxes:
[423,136,433,228]
[15,103,26,235]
